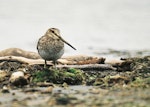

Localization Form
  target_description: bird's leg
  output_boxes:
[44,60,47,68]
[53,60,57,69]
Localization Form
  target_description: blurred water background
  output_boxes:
[0,0,150,58]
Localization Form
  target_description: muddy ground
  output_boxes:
[0,50,150,107]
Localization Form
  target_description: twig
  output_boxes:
[57,64,117,71]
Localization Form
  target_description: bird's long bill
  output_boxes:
[60,37,76,50]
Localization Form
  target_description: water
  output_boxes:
[0,0,150,57]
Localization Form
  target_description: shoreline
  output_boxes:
[0,48,150,107]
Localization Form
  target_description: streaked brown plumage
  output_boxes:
[37,28,76,68]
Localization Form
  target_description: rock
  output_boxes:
[1,86,10,93]
[0,70,9,81]
[9,71,28,86]
[41,86,53,94]
[36,82,54,87]
[108,74,129,85]
[23,88,40,93]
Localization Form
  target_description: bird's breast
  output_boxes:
[37,36,64,60]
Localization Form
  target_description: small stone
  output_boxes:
[62,82,68,88]
[9,71,28,86]
[23,88,40,93]
[12,92,15,95]
[36,82,54,87]
[41,86,53,94]
[1,86,10,93]
[0,70,9,79]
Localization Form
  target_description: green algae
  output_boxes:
[32,68,84,85]
[130,77,150,88]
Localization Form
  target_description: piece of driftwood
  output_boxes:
[0,48,119,71]
[105,59,125,66]
[0,56,52,65]
[0,48,41,59]
[105,59,130,71]
[59,55,105,65]
[0,56,116,71]
[57,64,116,71]
[0,48,105,65]
[0,55,105,65]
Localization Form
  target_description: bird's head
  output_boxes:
[46,28,60,38]
[46,28,76,50]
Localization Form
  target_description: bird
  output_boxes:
[37,28,76,68]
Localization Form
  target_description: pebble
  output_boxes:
[41,86,53,94]
[0,70,8,78]
[1,86,10,93]
[36,82,54,87]
[9,71,28,86]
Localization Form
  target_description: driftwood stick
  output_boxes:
[0,56,117,71]
[0,48,105,65]
[0,55,105,65]
[57,64,117,71]
[0,56,52,65]
[0,56,31,64]
[0,48,41,59]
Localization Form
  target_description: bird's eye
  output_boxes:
[51,30,55,33]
